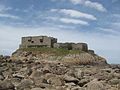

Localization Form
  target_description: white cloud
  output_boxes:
[98,27,119,34]
[46,16,89,25]
[23,4,34,13]
[0,4,12,12]
[70,0,107,12]
[59,18,89,25]
[70,0,84,4]
[52,24,76,29]
[113,14,120,18]
[113,22,120,26]
[0,13,20,19]
[51,9,96,20]
[85,1,107,12]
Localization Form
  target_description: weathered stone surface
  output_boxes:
[37,83,50,89]
[0,75,4,81]
[17,79,34,89]
[0,80,15,90]
[10,78,21,87]
[74,69,84,79]
[64,75,79,83]
[34,77,47,86]
[31,88,44,90]
[71,86,82,90]
[86,79,105,90]
[13,73,25,79]
[78,79,90,87]
[47,76,64,86]
[29,70,42,78]
[113,73,120,79]
[2,70,13,79]
[45,86,67,90]
[50,65,67,75]
[0,58,119,90]
[118,82,120,89]
[109,78,120,85]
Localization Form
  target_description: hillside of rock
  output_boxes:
[11,48,107,65]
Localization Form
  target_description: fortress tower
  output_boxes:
[19,36,88,51]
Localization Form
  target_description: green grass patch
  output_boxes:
[69,49,85,54]
[20,47,86,56]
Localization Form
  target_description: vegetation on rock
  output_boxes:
[20,47,86,56]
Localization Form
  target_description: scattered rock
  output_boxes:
[78,79,89,87]
[0,80,15,90]
[10,78,21,87]
[29,70,42,78]
[13,73,25,79]
[64,75,79,83]
[47,76,64,86]
[34,77,47,86]
[0,57,119,90]
[109,78,120,85]
[17,79,34,89]
[74,69,84,79]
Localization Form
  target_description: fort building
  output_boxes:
[19,36,88,51]
[19,36,57,48]
[53,43,88,51]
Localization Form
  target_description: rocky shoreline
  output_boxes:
[0,56,120,90]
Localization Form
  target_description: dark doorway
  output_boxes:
[40,39,43,43]
[67,44,72,50]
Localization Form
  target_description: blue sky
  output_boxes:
[0,0,120,64]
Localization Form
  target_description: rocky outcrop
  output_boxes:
[11,48,107,65]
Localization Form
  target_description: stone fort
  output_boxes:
[20,36,88,51]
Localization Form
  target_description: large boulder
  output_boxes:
[78,79,90,87]
[47,76,64,86]
[74,69,84,79]
[29,70,42,78]
[64,75,79,83]
[34,77,47,86]
[86,79,105,90]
